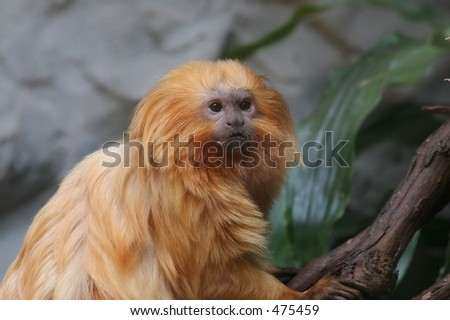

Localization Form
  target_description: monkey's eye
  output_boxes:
[239,99,252,111]
[208,102,224,113]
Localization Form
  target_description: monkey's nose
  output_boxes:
[226,119,245,128]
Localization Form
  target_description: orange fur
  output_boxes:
[1,60,308,299]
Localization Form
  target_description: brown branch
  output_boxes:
[422,105,450,115]
[286,119,450,298]
[413,273,450,300]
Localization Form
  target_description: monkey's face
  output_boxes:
[203,87,255,147]
[130,60,297,169]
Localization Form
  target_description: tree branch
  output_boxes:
[286,118,450,298]
[413,273,450,300]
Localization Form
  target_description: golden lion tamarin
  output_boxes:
[1,60,362,299]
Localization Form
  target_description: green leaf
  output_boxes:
[270,33,445,267]
[220,4,324,60]
[387,43,441,85]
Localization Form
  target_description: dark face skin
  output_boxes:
[203,88,255,146]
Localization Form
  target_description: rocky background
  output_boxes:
[1,0,449,278]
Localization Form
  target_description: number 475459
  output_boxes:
[271,304,319,316]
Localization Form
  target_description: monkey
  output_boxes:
[0,60,363,299]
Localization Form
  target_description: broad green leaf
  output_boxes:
[387,43,441,85]
[270,33,445,267]
[220,4,324,60]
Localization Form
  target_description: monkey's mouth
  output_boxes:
[228,132,247,141]
[213,130,253,150]
[222,132,253,147]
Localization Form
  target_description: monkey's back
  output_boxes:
[0,148,172,299]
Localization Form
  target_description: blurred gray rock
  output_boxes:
[0,0,234,213]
